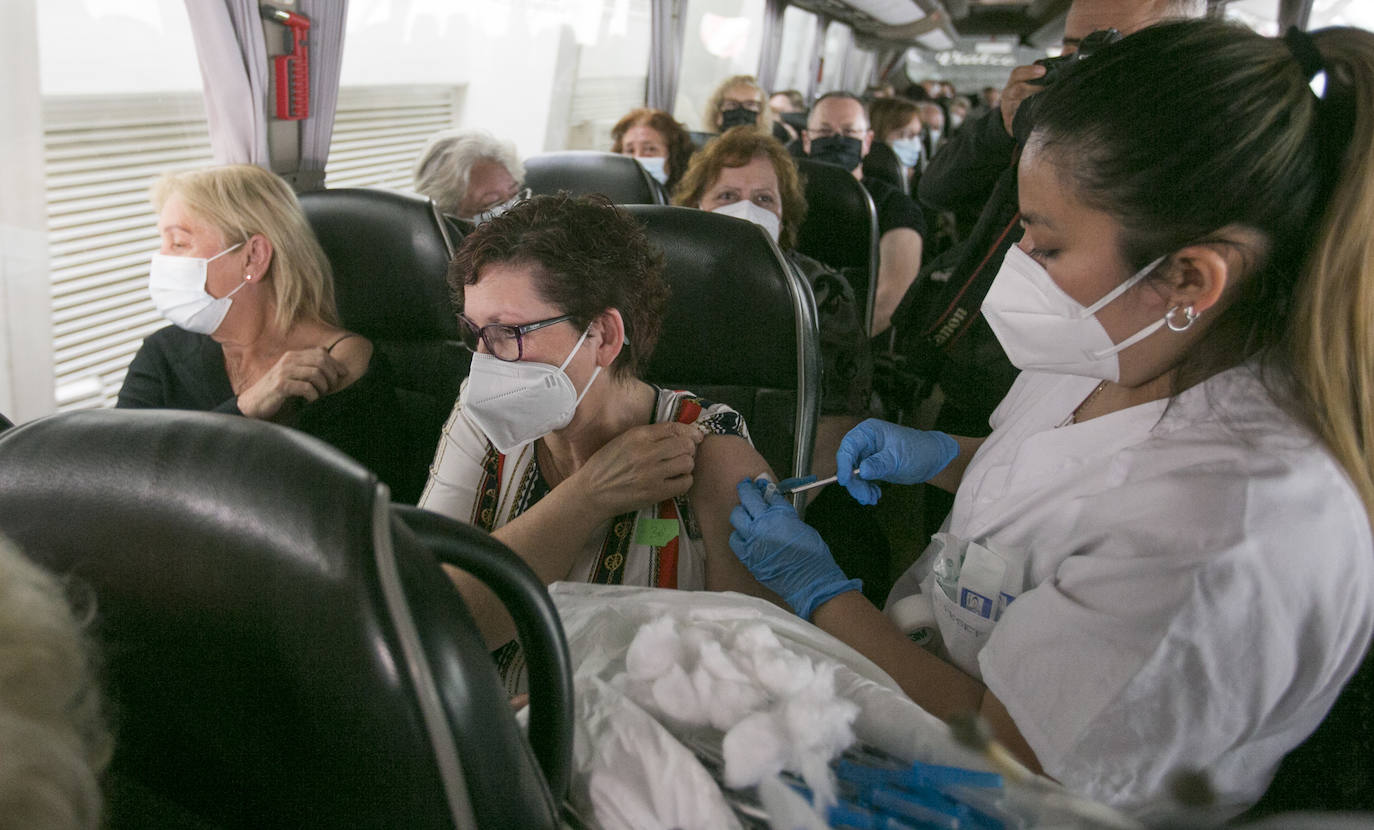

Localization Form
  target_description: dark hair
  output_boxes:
[448,193,669,379]
[1028,19,1374,518]
[610,108,696,193]
[672,127,808,251]
[869,97,923,141]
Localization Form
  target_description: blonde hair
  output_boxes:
[1287,27,1374,522]
[151,165,337,332]
[413,129,525,217]
[0,536,110,830]
[704,75,773,137]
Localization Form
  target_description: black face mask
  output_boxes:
[720,107,758,131]
[807,134,864,171]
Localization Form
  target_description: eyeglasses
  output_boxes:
[457,313,574,362]
[809,127,867,140]
[720,100,762,113]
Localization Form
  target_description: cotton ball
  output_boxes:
[679,624,716,665]
[697,639,753,684]
[733,622,781,654]
[722,711,787,789]
[625,616,683,682]
[650,662,706,725]
[751,647,815,697]
[704,677,768,733]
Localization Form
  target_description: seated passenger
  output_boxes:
[118,165,418,501]
[609,107,695,193]
[412,128,527,226]
[673,127,872,435]
[420,194,776,653]
[0,536,109,830]
[728,20,1374,821]
[803,92,928,334]
[674,128,890,599]
[704,74,784,143]
[768,88,807,144]
[863,97,924,195]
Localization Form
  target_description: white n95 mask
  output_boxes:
[460,326,602,454]
[981,244,1169,382]
[710,199,782,244]
[148,242,247,335]
[636,156,669,186]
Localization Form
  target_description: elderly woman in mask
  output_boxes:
[412,128,528,226]
[420,193,778,661]
[118,165,418,500]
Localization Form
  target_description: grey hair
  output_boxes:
[412,128,525,216]
[0,535,110,830]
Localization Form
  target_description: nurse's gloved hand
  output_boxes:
[836,419,959,505]
[729,478,862,620]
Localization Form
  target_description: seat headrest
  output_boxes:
[299,188,460,342]
[626,206,799,390]
[524,151,663,205]
[794,158,878,272]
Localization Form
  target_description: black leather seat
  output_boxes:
[0,409,571,830]
[523,151,666,205]
[794,157,881,333]
[625,205,820,480]
[298,188,469,503]
[862,141,910,197]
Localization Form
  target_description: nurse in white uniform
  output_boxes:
[727,20,1374,823]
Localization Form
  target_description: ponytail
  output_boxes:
[1286,27,1374,524]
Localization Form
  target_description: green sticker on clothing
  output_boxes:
[634,517,679,547]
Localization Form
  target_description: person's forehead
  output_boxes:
[624,124,664,144]
[714,155,778,188]
[724,84,760,101]
[811,98,866,125]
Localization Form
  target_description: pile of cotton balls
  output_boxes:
[620,615,860,804]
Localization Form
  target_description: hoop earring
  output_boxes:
[1166,304,1198,332]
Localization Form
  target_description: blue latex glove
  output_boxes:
[835,419,960,505]
[729,478,862,620]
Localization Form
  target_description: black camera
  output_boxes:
[1029,28,1122,86]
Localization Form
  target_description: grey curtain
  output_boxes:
[183,0,269,165]
[648,0,687,112]
[298,0,347,185]
[756,0,786,93]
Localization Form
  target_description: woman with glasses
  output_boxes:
[419,193,778,665]
[117,165,419,500]
[703,74,777,139]
[412,128,529,226]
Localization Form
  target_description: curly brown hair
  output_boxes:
[671,126,807,251]
[610,108,695,194]
[448,193,668,379]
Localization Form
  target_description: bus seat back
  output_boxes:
[0,409,561,830]
[524,150,666,205]
[625,205,820,480]
[794,158,880,334]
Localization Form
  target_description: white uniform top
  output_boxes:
[887,365,1374,822]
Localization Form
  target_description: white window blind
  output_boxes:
[45,93,215,412]
[325,85,462,189]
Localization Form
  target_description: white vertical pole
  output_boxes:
[0,0,56,422]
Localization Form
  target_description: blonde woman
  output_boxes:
[118,165,418,500]
[703,74,774,137]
